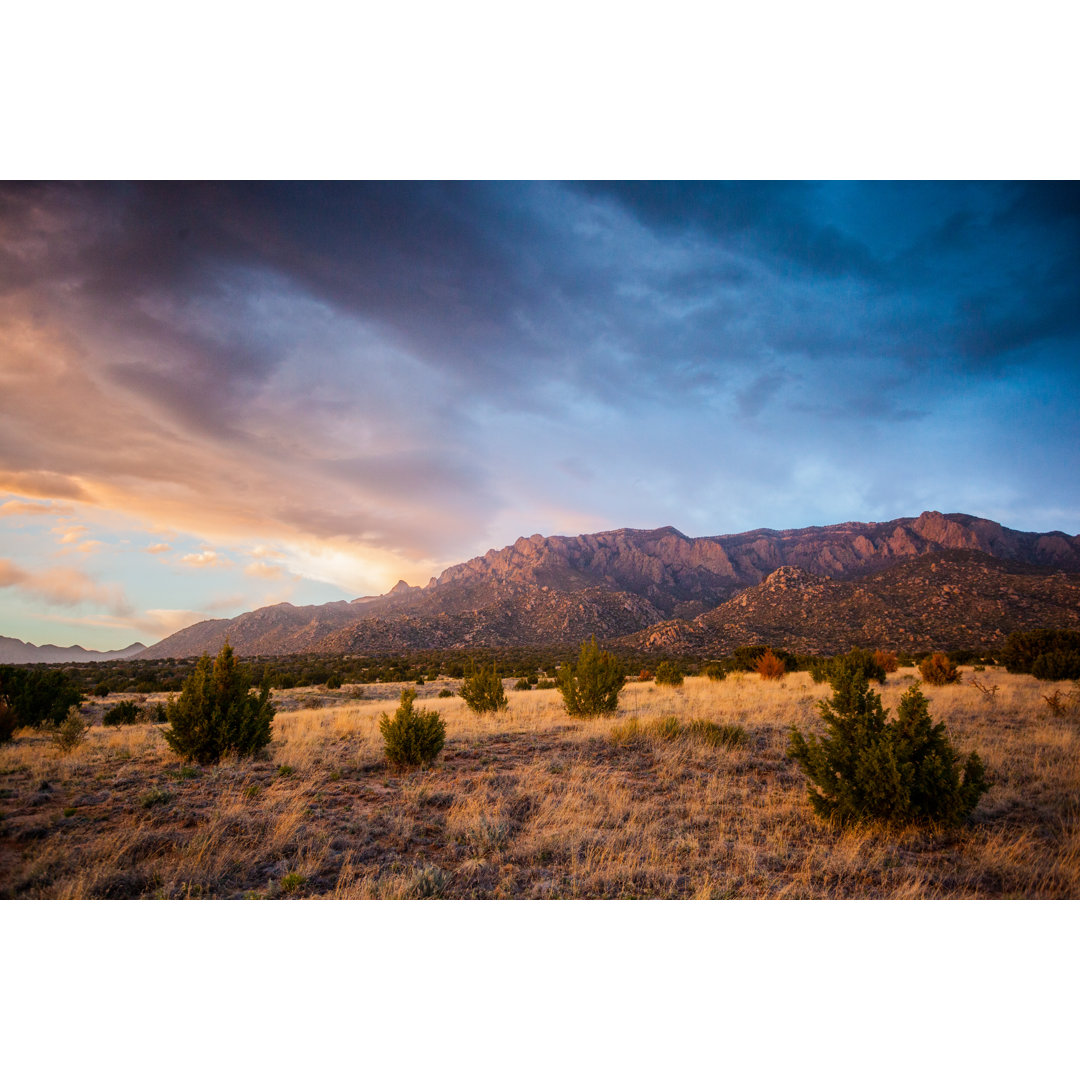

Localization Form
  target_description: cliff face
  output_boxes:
[139,512,1080,657]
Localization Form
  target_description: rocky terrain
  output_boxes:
[620,550,1080,654]
[138,511,1080,658]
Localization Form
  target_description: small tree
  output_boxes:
[460,662,508,714]
[654,660,684,687]
[379,687,445,768]
[755,648,786,680]
[52,705,90,754]
[703,662,727,682]
[558,637,625,718]
[919,653,961,686]
[163,642,274,765]
[788,666,989,826]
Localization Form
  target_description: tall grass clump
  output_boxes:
[788,666,989,827]
[558,637,625,718]
[379,688,446,768]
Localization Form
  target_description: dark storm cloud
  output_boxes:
[1,179,1078,566]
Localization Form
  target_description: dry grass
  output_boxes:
[1,669,1077,898]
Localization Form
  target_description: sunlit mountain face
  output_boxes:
[1,181,1078,650]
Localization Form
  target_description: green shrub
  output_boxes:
[379,688,445,768]
[1031,650,1080,681]
[437,688,454,698]
[280,872,306,895]
[788,667,989,827]
[102,700,141,726]
[703,663,727,681]
[654,661,684,687]
[140,787,171,809]
[460,662,508,714]
[833,648,887,686]
[52,706,90,754]
[919,652,961,686]
[162,642,275,765]
[535,679,556,690]
[513,678,531,691]
[558,637,625,718]
[326,673,343,690]
[1001,629,1080,675]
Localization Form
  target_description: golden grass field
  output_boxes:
[1,668,1077,899]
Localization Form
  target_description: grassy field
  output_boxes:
[1,668,1077,899]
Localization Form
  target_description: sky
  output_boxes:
[1,180,1079,649]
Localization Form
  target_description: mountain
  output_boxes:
[619,550,1080,654]
[138,511,1080,658]
[0,637,147,664]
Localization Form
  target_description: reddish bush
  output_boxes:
[755,648,786,680]
[872,649,899,673]
[919,652,961,686]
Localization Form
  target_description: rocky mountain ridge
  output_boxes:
[137,511,1080,658]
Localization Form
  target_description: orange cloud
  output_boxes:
[244,560,284,580]
[145,542,172,554]
[54,525,89,544]
[0,557,132,616]
[0,499,65,517]
[179,550,228,568]
[0,469,92,502]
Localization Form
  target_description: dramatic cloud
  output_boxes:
[1,181,1078,647]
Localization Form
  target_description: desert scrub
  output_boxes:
[460,662,508,714]
[558,637,625,718]
[788,666,989,827]
[102,700,141,726]
[52,707,90,754]
[918,652,961,686]
[163,642,275,764]
[654,661,684,687]
[379,688,446,768]
[754,649,786,680]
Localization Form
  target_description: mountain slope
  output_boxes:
[620,550,1080,655]
[139,511,1080,657]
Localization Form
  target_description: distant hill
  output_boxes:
[0,637,147,664]
[136,511,1080,658]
